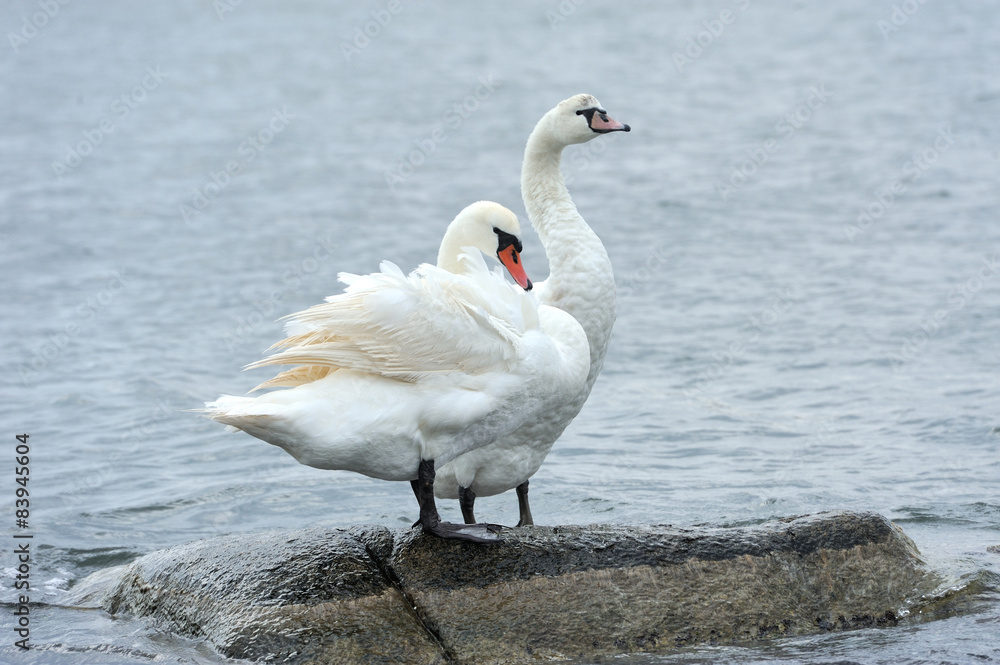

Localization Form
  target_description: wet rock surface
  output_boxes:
[78,512,937,664]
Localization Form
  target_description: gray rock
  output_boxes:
[80,511,938,664]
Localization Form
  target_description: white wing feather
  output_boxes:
[247,249,539,386]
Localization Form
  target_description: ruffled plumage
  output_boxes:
[245,250,539,389]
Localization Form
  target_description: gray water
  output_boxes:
[2,0,999,662]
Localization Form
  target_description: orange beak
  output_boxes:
[498,245,532,291]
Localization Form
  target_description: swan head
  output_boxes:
[437,201,533,290]
[541,94,631,147]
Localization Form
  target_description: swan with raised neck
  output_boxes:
[522,94,628,379]
[435,94,630,525]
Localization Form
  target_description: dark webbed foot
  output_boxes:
[412,460,503,543]
[422,520,503,543]
[516,480,534,527]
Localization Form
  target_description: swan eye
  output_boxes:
[576,106,626,134]
[575,107,607,127]
[493,227,523,253]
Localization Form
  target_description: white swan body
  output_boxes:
[434,96,629,521]
[204,201,589,540]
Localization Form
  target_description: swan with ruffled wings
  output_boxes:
[204,201,589,542]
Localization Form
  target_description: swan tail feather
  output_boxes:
[202,394,286,434]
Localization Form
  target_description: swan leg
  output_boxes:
[414,460,503,543]
[458,486,477,524]
[409,478,423,528]
[515,480,534,527]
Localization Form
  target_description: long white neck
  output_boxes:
[436,220,473,274]
[521,119,617,392]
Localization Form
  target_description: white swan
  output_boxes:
[434,95,630,525]
[204,201,590,542]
